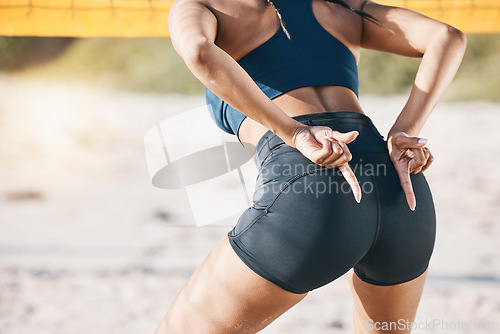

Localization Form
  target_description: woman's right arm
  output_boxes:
[168,0,302,146]
[168,0,362,201]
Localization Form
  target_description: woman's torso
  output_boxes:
[202,0,366,153]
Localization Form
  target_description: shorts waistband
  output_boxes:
[255,112,387,164]
[291,111,374,125]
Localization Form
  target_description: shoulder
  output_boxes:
[168,0,218,36]
[169,0,216,23]
[168,0,219,56]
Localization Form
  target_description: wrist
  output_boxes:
[387,129,404,138]
[389,112,422,138]
[388,127,417,139]
[289,124,310,148]
[273,118,308,148]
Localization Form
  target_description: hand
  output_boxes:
[387,132,435,211]
[291,125,361,203]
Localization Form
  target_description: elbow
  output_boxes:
[448,25,467,47]
[181,38,214,68]
[441,25,467,53]
[422,24,467,59]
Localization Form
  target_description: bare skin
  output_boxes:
[349,269,429,333]
[155,236,308,334]
[156,0,467,332]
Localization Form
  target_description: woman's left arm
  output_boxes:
[355,0,467,209]
[359,0,467,136]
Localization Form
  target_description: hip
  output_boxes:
[250,111,433,209]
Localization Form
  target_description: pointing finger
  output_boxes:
[339,163,361,203]
[395,162,416,211]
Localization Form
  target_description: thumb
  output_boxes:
[330,130,359,144]
[394,135,428,148]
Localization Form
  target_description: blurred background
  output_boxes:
[1,34,500,98]
[1,12,500,334]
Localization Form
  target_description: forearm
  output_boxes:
[181,40,304,145]
[389,26,467,137]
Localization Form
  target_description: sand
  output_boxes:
[0,75,499,333]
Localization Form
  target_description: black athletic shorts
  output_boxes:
[228,111,436,294]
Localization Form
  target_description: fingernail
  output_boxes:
[418,138,428,145]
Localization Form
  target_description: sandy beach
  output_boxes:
[0,75,499,333]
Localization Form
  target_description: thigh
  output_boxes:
[348,154,435,332]
[155,235,308,334]
[349,269,428,334]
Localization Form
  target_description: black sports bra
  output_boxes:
[205,0,359,136]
